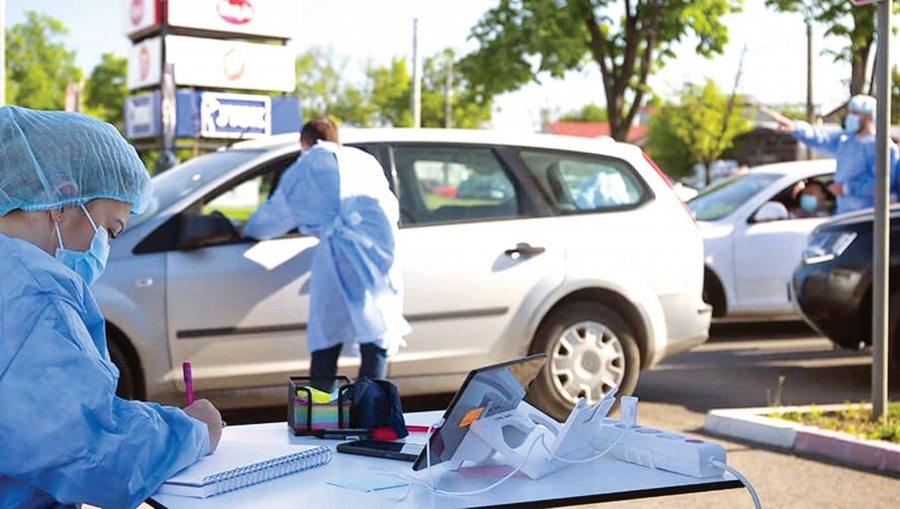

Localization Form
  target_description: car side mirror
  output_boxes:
[753,201,789,223]
[177,214,239,250]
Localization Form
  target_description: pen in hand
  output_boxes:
[183,361,227,429]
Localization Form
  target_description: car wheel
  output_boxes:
[703,269,727,318]
[528,302,640,421]
[108,340,137,400]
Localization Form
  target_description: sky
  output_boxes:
[5,0,900,132]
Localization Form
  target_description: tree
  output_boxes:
[892,66,900,124]
[5,11,81,109]
[294,46,371,126]
[365,49,493,128]
[83,52,128,129]
[559,103,608,122]
[420,49,493,129]
[459,0,741,141]
[765,1,899,96]
[648,80,752,184]
[367,56,412,127]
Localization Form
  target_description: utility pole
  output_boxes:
[411,18,421,128]
[871,0,892,422]
[444,57,453,128]
[805,10,814,160]
[1,0,6,106]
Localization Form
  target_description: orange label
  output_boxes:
[459,407,485,428]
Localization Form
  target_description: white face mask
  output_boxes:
[844,113,861,133]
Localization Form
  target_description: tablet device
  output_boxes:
[411,354,547,471]
[336,439,424,462]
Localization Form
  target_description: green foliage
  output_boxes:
[765,1,900,96]
[83,53,128,130]
[775,402,900,444]
[559,103,608,123]
[5,11,82,110]
[647,80,752,182]
[296,47,493,129]
[459,0,741,140]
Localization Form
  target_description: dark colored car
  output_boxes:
[792,206,900,378]
[456,174,515,201]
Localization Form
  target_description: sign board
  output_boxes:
[200,92,272,139]
[850,0,881,5]
[165,35,295,92]
[123,0,161,38]
[126,36,162,90]
[167,0,300,39]
[124,91,161,139]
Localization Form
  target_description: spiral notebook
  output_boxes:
[157,442,333,499]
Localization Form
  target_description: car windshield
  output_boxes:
[687,173,781,221]
[130,149,264,227]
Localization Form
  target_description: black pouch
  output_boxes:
[349,379,408,439]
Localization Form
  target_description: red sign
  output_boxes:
[223,49,246,80]
[850,0,881,5]
[218,0,255,25]
[139,47,151,81]
[130,0,145,25]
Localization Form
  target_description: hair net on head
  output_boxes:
[848,95,877,118]
[0,106,152,217]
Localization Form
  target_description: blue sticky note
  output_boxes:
[327,473,410,493]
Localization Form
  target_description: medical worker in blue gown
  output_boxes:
[0,107,222,509]
[244,119,410,391]
[778,94,900,215]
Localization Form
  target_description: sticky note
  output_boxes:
[459,407,484,428]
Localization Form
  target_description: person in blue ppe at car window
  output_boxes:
[777,94,900,215]
[244,118,410,392]
[0,107,223,509]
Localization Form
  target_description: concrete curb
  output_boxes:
[702,405,900,474]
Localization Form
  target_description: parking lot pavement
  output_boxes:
[600,321,900,509]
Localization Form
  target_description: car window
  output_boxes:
[203,172,277,224]
[391,145,520,225]
[770,174,837,220]
[688,173,782,221]
[518,150,646,212]
[130,149,263,228]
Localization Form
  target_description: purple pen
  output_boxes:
[183,362,194,406]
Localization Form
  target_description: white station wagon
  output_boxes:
[96,129,711,419]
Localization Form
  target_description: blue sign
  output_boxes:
[127,90,302,140]
[124,91,161,139]
[200,92,272,139]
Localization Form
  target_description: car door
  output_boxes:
[387,143,565,378]
[732,174,835,314]
[164,154,324,391]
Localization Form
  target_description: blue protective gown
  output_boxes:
[0,234,208,509]
[791,121,900,214]
[243,142,410,354]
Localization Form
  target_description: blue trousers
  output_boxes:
[310,342,388,392]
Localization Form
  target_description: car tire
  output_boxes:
[108,339,137,400]
[527,301,641,421]
[703,269,727,318]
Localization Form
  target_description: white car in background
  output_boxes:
[95,129,710,419]
[687,160,837,319]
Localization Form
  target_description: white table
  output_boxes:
[150,412,741,508]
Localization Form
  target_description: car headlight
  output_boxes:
[803,231,857,265]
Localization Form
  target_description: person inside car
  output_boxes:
[790,181,833,218]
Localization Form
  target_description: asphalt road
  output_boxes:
[222,322,900,508]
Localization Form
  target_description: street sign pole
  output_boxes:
[872,0,892,421]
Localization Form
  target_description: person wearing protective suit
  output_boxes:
[777,94,900,215]
[244,119,410,392]
[0,107,222,509]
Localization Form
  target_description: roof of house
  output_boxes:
[546,122,649,143]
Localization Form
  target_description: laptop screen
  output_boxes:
[412,354,547,471]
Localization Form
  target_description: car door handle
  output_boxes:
[504,243,546,257]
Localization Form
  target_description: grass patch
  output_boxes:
[769,402,900,444]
